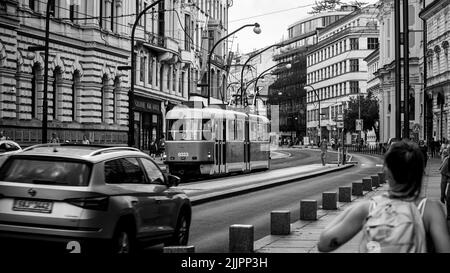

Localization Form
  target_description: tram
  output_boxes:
[164,105,270,178]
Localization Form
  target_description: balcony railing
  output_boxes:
[145,32,165,48]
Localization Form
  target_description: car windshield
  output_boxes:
[0,158,91,186]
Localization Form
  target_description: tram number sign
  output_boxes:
[337,121,344,128]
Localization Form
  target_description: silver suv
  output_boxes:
[0,144,191,254]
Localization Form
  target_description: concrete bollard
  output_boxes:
[362,178,372,191]
[371,175,380,188]
[229,224,254,253]
[378,172,386,184]
[271,211,291,235]
[163,246,195,253]
[352,182,363,196]
[339,186,352,202]
[300,200,317,220]
[322,192,337,210]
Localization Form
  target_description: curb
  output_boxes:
[191,163,356,206]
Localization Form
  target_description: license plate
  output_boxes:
[178,152,189,157]
[13,199,53,213]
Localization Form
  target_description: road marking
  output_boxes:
[376,164,383,167]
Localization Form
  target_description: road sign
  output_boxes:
[337,121,344,128]
[356,119,363,131]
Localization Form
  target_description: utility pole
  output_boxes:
[403,0,410,140]
[394,0,402,140]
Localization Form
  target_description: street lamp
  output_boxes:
[28,0,54,143]
[252,62,292,114]
[305,85,320,144]
[119,0,163,147]
[207,23,261,106]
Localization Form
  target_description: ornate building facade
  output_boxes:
[0,0,229,148]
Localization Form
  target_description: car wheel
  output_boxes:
[112,224,135,254]
[165,212,190,246]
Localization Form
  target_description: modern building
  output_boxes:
[269,8,353,145]
[377,0,427,143]
[306,4,379,144]
[420,0,450,143]
[0,0,229,148]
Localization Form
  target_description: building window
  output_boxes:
[350,38,359,50]
[185,14,191,50]
[99,0,103,28]
[29,0,36,11]
[49,0,56,17]
[148,57,153,85]
[101,74,108,122]
[140,56,146,82]
[72,70,81,121]
[52,67,62,120]
[31,63,40,119]
[69,3,78,22]
[350,59,359,72]
[113,77,120,124]
[110,0,115,31]
[368,37,379,49]
[350,81,359,94]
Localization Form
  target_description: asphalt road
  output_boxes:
[187,152,383,253]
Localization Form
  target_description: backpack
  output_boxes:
[360,194,427,253]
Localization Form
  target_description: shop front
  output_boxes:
[134,96,163,151]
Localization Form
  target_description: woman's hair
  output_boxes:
[384,140,424,200]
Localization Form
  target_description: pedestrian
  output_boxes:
[0,130,6,141]
[50,133,60,143]
[317,140,450,253]
[159,134,166,160]
[419,140,428,169]
[441,139,448,162]
[319,138,328,166]
[440,149,450,223]
[82,135,90,145]
[149,136,158,160]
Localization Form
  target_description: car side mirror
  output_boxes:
[166,174,180,187]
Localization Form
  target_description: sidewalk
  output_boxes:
[254,157,443,253]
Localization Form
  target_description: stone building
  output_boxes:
[0,0,229,148]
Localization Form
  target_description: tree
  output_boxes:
[309,0,343,14]
[308,0,368,14]
[343,91,380,141]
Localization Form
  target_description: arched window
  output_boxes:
[72,70,81,121]
[113,77,120,124]
[52,66,62,120]
[31,63,40,119]
[101,74,108,122]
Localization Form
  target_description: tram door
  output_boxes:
[244,119,250,171]
[214,118,226,174]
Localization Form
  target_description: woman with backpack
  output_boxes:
[317,140,450,253]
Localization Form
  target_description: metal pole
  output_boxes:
[42,0,53,143]
[394,0,402,140]
[129,0,164,147]
[422,0,428,142]
[403,0,410,139]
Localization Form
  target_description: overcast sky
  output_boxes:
[228,0,379,54]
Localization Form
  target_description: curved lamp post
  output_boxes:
[251,62,291,115]
[305,85,320,144]
[252,62,291,111]
[208,23,261,106]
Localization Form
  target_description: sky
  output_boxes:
[228,0,379,54]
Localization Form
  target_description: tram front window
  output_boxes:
[167,119,213,141]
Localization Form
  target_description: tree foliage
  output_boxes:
[343,91,379,138]
[308,0,368,14]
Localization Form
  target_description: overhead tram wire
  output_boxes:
[229,3,316,23]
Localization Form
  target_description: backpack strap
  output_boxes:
[417,198,427,217]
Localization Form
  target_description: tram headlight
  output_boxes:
[208,151,211,159]
[162,152,167,160]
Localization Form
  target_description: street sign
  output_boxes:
[356,119,363,131]
[337,121,344,128]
